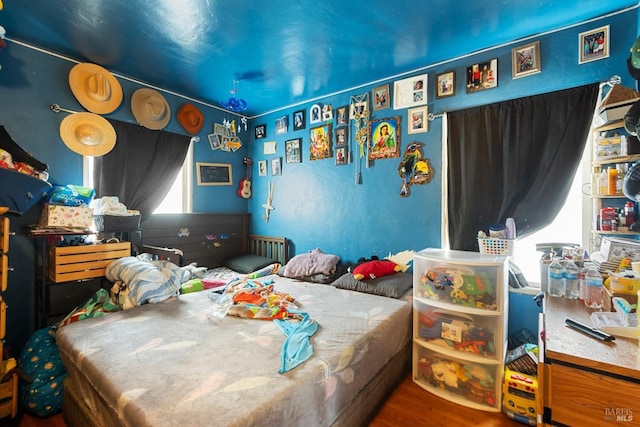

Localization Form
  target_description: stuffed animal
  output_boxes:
[352,259,402,280]
[347,255,379,273]
[430,359,460,388]
[179,262,207,281]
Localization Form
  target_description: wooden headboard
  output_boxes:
[140,213,289,268]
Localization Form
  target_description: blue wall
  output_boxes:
[0,9,637,353]
[247,11,639,265]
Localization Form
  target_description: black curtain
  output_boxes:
[93,119,191,221]
[447,83,599,251]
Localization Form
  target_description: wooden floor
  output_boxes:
[14,373,523,427]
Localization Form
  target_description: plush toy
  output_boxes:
[430,359,460,388]
[179,262,207,281]
[352,259,402,280]
[347,255,379,273]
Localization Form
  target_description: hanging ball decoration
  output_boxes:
[221,96,247,112]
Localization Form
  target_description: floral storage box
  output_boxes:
[40,204,93,228]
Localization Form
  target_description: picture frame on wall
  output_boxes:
[435,71,455,98]
[285,138,302,163]
[373,84,390,110]
[512,41,541,78]
[466,59,498,93]
[368,116,401,160]
[254,124,266,139]
[293,110,305,130]
[309,104,322,124]
[271,157,282,176]
[335,146,347,166]
[196,162,233,186]
[275,115,288,134]
[335,127,348,146]
[309,124,332,161]
[393,73,427,110]
[258,160,267,176]
[336,105,349,125]
[578,25,609,64]
[408,106,428,134]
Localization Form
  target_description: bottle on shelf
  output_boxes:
[625,201,636,225]
[548,258,565,297]
[563,259,580,299]
[598,167,608,196]
[608,166,618,195]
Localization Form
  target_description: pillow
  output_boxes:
[352,259,401,280]
[223,254,276,274]
[278,263,346,284]
[331,272,413,298]
[283,248,340,278]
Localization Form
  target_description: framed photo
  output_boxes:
[293,110,305,130]
[335,127,348,146]
[373,84,390,110]
[309,124,332,161]
[466,59,498,93]
[263,141,276,155]
[393,73,427,110]
[271,157,282,176]
[275,115,288,134]
[285,138,302,163]
[196,162,232,186]
[436,71,455,98]
[257,160,268,176]
[309,104,322,124]
[368,117,401,160]
[207,133,221,150]
[254,124,266,139]
[579,25,609,64]
[408,106,428,134]
[512,41,541,78]
[336,105,349,125]
[335,146,348,166]
[322,104,333,121]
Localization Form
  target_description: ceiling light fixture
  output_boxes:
[220,80,247,112]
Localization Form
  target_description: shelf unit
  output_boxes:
[589,119,640,251]
[0,209,18,420]
[412,248,509,412]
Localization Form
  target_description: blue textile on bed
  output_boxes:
[274,309,319,374]
[106,257,184,305]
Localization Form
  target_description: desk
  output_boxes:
[539,296,640,425]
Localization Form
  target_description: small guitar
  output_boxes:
[238,157,252,198]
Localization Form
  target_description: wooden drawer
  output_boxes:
[0,254,6,292]
[548,363,640,425]
[0,217,8,253]
[48,242,131,282]
[0,296,5,339]
[0,373,18,419]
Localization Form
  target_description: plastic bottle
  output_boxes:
[563,259,580,299]
[583,268,604,309]
[616,164,625,195]
[599,168,609,195]
[608,166,618,195]
[548,258,565,297]
[626,201,636,225]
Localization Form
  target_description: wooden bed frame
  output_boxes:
[140,213,289,267]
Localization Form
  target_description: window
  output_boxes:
[83,143,193,213]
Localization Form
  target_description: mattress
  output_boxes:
[56,275,412,427]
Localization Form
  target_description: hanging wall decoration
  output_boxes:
[368,116,401,160]
[309,124,332,160]
[349,93,370,158]
[397,141,434,197]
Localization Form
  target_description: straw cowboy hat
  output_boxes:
[176,103,204,134]
[131,88,171,130]
[68,63,123,114]
[59,112,116,156]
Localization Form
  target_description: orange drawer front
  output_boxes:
[48,242,131,283]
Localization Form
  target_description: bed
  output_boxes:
[55,213,413,427]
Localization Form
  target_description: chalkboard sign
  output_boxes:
[196,162,233,186]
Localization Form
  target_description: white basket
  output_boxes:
[478,238,514,255]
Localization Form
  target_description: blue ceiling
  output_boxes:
[0,0,638,117]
